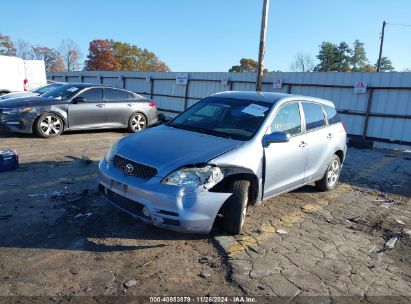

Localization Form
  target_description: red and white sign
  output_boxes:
[273,79,282,89]
[353,81,367,94]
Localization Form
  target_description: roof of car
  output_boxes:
[210,91,334,107]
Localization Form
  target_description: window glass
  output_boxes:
[270,102,301,135]
[323,105,341,124]
[78,88,103,101]
[105,88,129,101]
[168,97,272,141]
[302,102,326,130]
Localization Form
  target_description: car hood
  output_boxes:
[0,92,39,100]
[0,96,56,108]
[115,125,244,177]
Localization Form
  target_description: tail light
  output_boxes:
[23,79,28,91]
[148,102,156,107]
[340,122,347,133]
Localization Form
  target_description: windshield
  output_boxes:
[168,97,272,141]
[42,84,81,100]
[32,83,64,95]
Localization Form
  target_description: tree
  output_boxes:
[229,58,259,72]
[59,39,82,71]
[0,33,16,56]
[84,40,118,71]
[290,52,315,72]
[335,42,352,72]
[314,42,339,72]
[109,40,170,72]
[351,40,368,72]
[15,39,32,59]
[375,57,394,72]
[32,46,65,73]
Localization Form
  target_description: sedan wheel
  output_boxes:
[128,113,147,132]
[35,113,63,138]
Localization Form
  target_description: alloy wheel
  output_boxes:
[326,159,340,187]
[40,115,61,136]
[131,114,146,131]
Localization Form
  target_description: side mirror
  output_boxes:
[263,132,290,147]
[72,96,85,104]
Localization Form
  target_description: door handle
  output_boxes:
[299,141,307,148]
[327,133,333,139]
[96,104,105,108]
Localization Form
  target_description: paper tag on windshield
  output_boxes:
[67,87,79,92]
[241,104,269,117]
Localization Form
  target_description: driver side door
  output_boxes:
[263,101,307,198]
[68,88,106,129]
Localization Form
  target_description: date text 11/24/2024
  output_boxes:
[149,296,257,303]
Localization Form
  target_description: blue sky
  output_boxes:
[1,0,410,71]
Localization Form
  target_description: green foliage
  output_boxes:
[229,58,258,72]
[109,40,170,72]
[351,40,368,72]
[375,56,395,72]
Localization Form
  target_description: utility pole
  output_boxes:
[376,21,387,72]
[256,0,270,91]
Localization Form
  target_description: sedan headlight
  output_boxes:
[162,166,223,189]
[105,141,118,162]
[2,107,33,114]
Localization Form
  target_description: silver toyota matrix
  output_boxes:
[98,91,347,234]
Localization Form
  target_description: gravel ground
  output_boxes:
[0,129,410,303]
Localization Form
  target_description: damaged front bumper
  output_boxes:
[0,113,36,134]
[98,159,232,234]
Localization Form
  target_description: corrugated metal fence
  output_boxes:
[49,71,411,150]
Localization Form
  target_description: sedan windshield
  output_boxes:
[168,97,272,141]
[32,83,64,95]
[42,84,81,100]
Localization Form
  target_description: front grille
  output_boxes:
[103,187,148,218]
[113,154,157,180]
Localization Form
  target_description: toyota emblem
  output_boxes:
[125,163,134,174]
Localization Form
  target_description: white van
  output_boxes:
[0,55,47,95]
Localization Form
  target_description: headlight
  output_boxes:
[105,142,118,162]
[2,107,33,114]
[162,166,223,189]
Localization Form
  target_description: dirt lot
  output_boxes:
[0,129,410,302]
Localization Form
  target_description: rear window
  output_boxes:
[105,88,130,101]
[323,105,341,124]
[302,102,326,131]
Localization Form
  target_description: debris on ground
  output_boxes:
[28,193,47,198]
[384,233,401,250]
[199,271,211,279]
[199,257,210,264]
[74,212,93,219]
[82,155,93,165]
[124,279,137,288]
[276,229,288,235]
[395,219,405,225]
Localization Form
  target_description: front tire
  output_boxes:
[128,112,147,133]
[223,180,250,235]
[315,154,341,191]
[34,113,63,138]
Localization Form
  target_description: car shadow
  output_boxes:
[0,158,210,253]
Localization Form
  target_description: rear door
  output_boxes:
[264,101,307,197]
[68,88,105,129]
[104,88,134,127]
[301,102,334,182]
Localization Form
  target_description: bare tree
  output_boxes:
[59,39,82,71]
[15,39,32,59]
[290,52,315,72]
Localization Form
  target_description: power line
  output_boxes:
[387,22,411,27]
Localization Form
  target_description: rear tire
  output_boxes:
[223,180,250,235]
[128,112,147,133]
[34,113,63,138]
[315,154,341,191]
